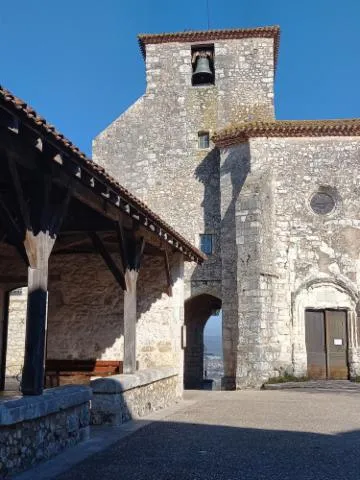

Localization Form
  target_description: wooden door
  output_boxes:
[325,310,348,379]
[305,310,326,379]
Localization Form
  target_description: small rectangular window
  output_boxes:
[198,131,210,149]
[200,234,213,255]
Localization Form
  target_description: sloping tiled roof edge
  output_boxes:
[213,119,360,148]
[0,85,206,263]
[138,25,280,70]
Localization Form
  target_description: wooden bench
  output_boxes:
[45,359,123,387]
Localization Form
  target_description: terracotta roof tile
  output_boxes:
[138,25,280,70]
[0,85,205,263]
[213,119,360,147]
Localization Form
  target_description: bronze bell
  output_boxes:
[193,55,213,84]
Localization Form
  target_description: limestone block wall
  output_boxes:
[46,251,184,384]
[0,246,27,381]
[0,385,91,478]
[220,142,278,387]
[90,367,179,426]
[250,136,360,378]
[220,136,360,386]
[5,288,27,377]
[93,36,275,297]
[47,254,124,361]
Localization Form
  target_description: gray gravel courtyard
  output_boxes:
[53,388,360,479]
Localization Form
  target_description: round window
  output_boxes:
[310,191,336,215]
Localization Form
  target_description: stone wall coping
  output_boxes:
[0,385,92,426]
[90,366,178,394]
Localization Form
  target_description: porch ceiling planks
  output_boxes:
[0,96,205,264]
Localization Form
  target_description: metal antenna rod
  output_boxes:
[207,0,210,29]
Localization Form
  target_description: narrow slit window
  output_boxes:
[198,131,210,149]
[200,234,213,255]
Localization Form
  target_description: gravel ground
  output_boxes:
[55,389,360,480]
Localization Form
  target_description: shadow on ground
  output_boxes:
[54,419,360,480]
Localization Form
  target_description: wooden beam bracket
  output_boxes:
[163,248,173,297]
[88,231,126,290]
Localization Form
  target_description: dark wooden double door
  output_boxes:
[305,309,348,379]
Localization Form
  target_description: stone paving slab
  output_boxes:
[31,389,360,480]
[263,380,360,391]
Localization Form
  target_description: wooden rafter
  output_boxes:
[115,220,128,271]
[0,194,28,265]
[135,237,146,271]
[88,231,126,290]
[50,183,73,235]
[163,248,173,297]
[0,112,204,263]
[7,157,30,229]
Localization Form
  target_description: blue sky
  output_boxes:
[1,0,360,157]
[2,0,359,338]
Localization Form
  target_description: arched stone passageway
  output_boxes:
[184,294,222,389]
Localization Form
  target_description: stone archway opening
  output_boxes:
[184,294,222,389]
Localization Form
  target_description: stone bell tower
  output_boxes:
[93,26,279,389]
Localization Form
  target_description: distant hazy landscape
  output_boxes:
[204,334,222,358]
[203,317,223,382]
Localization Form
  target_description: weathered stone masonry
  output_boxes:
[220,136,360,386]
[93,34,276,301]
[93,28,278,388]
[0,385,91,478]
[47,251,184,387]
[92,26,360,387]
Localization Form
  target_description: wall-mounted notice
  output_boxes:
[334,339,343,346]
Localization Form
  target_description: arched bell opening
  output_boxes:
[184,293,222,389]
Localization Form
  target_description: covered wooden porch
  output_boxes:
[0,86,204,396]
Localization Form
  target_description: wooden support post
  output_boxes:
[121,228,145,375]
[123,269,138,374]
[163,248,173,297]
[21,232,55,395]
[20,180,70,395]
[0,289,9,391]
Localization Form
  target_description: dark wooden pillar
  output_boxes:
[117,224,145,375]
[0,289,9,391]
[21,232,54,395]
[90,225,145,375]
[123,269,138,374]
[3,156,73,395]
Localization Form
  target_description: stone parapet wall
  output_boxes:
[90,367,179,425]
[0,385,91,478]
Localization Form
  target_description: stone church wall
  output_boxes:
[47,252,184,375]
[220,136,360,386]
[93,37,276,299]
[220,142,279,387]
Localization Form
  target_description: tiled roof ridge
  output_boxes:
[138,25,280,69]
[213,119,360,147]
[0,85,205,262]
